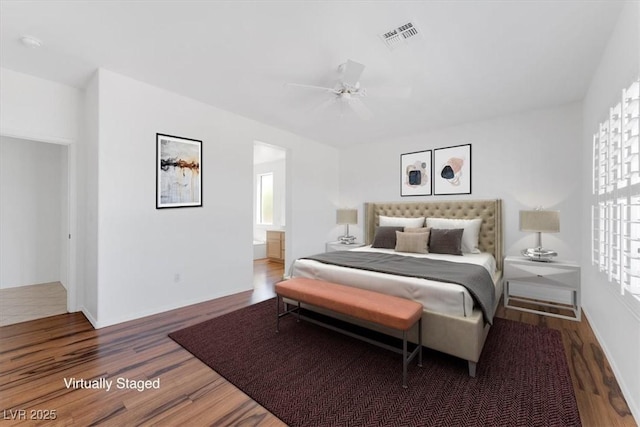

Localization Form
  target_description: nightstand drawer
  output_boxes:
[505,260,579,288]
[507,281,574,305]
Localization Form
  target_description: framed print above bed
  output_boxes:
[434,144,471,195]
[156,133,202,209]
[400,150,432,196]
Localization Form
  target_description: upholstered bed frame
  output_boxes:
[362,199,504,376]
[364,200,503,270]
[289,199,503,376]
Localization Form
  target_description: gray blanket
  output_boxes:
[302,251,495,324]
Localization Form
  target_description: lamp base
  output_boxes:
[338,235,356,244]
[521,247,558,262]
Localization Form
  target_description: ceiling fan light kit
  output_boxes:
[286,59,373,120]
[339,59,365,88]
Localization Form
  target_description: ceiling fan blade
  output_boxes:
[347,97,373,121]
[284,82,340,94]
[341,60,365,88]
[310,96,338,113]
[366,86,413,99]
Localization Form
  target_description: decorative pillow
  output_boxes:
[426,218,482,253]
[395,231,429,254]
[379,215,425,228]
[429,228,464,255]
[371,226,404,249]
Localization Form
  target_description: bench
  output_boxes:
[275,277,423,388]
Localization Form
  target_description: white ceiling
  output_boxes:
[0,1,624,148]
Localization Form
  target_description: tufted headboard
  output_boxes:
[364,199,503,271]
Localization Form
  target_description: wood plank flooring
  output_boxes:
[0,282,67,327]
[0,259,636,426]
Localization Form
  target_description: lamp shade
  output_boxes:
[336,209,358,225]
[519,210,560,233]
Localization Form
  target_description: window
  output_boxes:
[257,173,273,225]
[592,77,640,301]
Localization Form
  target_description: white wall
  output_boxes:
[0,68,79,144]
[0,136,64,288]
[339,102,582,262]
[581,1,640,421]
[254,158,286,241]
[79,72,100,322]
[90,69,338,327]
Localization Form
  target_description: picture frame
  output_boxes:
[156,133,202,209]
[433,143,471,195]
[400,150,432,196]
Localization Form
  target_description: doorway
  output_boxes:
[0,136,70,326]
[253,141,286,299]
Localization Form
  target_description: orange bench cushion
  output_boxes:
[276,277,422,331]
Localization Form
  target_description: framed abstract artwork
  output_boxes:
[434,143,471,195]
[401,150,432,196]
[156,133,202,209]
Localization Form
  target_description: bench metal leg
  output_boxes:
[276,296,301,332]
[402,331,408,388]
[418,317,423,367]
[402,317,423,388]
[276,295,280,332]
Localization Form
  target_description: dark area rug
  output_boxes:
[169,299,581,427]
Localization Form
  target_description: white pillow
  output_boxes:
[426,218,482,253]
[379,215,425,228]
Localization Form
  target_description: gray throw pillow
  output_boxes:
[371,226,404,249]
[429,228,464,255]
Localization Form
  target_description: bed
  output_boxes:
[289,199,503,376]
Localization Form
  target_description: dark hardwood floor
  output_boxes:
[0,259,636,426]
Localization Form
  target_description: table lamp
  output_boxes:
[337,209,357,244]
[520,209,560,262]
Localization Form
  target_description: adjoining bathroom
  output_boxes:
[253,141,286,292]
[253,238,267,260]
[253,141,286,259]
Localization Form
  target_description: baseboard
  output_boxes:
[81,307,99,329]
[582,306,640,424]
[90,287,253,329]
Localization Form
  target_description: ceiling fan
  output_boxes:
[285,59,374,120]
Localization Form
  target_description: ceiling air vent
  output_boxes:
[379,22,420,51]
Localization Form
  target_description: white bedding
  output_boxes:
[290,246,499,318]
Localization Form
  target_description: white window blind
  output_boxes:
[592,77,640,299]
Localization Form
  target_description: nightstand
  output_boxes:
[503,256,581,321]
[325,241,366,252]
